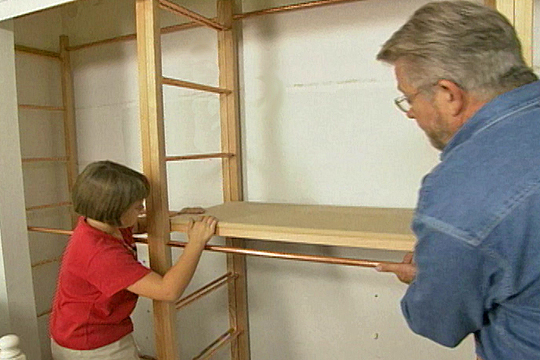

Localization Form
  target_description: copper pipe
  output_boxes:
[66,0,364,52]
[67,23,193,52]
[139,356,157,360]
[18,104,65,112]
[175,272,238,310]
[22,156,69,163]
[26,201,72,211]
[37,308,52,318]
[28,226,73,236]
[166,240,385,268]
[159,0,227,31]
[166,152,234,162]
[32,256,62,268]
[162,77,231,94]
[161,22,200,35]
[68,33,137,51]
[236,0,364,19]
[14,45,60,59]
[192,328,240,360]
[27,228,396,267]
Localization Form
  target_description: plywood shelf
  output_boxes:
[171,201,416,251]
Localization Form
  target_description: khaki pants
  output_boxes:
[51,333,141,360]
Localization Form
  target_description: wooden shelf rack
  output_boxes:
[17,0,534,359]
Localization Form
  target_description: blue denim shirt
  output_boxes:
[402,80,540,360]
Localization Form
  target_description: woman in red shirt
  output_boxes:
[50,160,217,359]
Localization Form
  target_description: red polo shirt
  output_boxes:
[50,217,152,350]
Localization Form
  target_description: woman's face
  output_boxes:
[120,199,145,228]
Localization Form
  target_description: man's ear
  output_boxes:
[436,79,464,117]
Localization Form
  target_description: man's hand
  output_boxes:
[376,252,417,284]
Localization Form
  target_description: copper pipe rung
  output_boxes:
[192,328,241,360]
[22,156,69,163]
[166,240,385,268]
[166,152,234,161]
[237,0,363,19]
[68,23,192,52]
[28,226,73,236]
[26,227,397,268]
[68,33,137,51]
[175,272,238,310]
[37,308,52,318]
[14,44,60,59]
[66,0,364,52]
[32,256,62,268]
[161,22,200,35]
[26,201,72,211]
[18,104,65,112]
[162,77,231,94]
[158,0,227,31]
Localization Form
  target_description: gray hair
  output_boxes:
[377,1,537,100]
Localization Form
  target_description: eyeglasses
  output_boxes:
[394,91,421,113]
[394,83,438,113]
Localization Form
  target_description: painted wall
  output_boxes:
[12,7,70,359]
[4,0,540,359]
[0,20,42,360]
[0,0,75,22]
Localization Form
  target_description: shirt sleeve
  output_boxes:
[86,240,151,297]
[401,218,496,347]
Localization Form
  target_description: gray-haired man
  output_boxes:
[376,2,540,360]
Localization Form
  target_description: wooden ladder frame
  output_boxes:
[16,34,78,295]
[134,0,534,359]
[135,0,249,358]
[17,0,530,358]
[484,0,534,66]
[16,36,78,210]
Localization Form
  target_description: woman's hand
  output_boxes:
[187,216,218,249]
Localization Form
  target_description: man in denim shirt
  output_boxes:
[375,2,540,359]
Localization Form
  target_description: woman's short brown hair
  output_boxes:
[72,160,150,226]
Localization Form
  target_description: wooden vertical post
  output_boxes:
[217,1,250,359]
[484,0,533,66]
[486,0,514,20]
[135,0,178,359]
[513,0,533,66]
[59,35,78,225]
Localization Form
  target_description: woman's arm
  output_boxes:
[127,216,217,301]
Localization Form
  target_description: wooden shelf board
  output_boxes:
[170,202,416,251]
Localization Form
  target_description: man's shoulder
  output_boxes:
[417,146,540,245]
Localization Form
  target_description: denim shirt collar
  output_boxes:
[440,80,540,161]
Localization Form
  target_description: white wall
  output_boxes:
[11,7,71,359]
[239,1,458,359]
[0,0,75,22]
[0,20,42,360]
[5,0,540,359]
